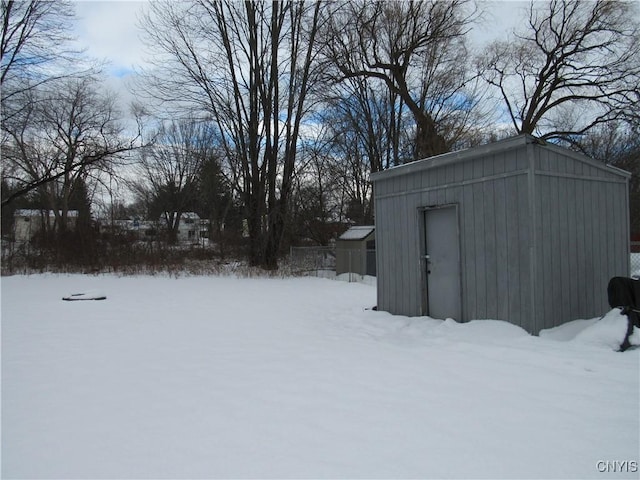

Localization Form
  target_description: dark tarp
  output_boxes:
[607,277,640,351]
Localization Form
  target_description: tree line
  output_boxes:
[2,0,639,270]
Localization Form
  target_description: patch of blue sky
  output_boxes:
[303,110,326,125]
[443,92,478,112]
[110,66,135,78]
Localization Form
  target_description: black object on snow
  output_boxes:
[607,277,640,352]
[62,293,107,301]
[608,277,640,309]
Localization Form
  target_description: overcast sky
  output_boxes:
[73,0,528,81]
[74,1,148,77]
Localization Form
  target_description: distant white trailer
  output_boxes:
[371,134,630,334]
[160,212,202,244]
[14,209,79,243]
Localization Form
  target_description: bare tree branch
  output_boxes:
[2,76,140,212]
[479,0,640,140]
[319,0,482,159]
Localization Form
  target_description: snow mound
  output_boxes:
[539,317,600,341]
[436,318,530,342]
[571,309,639,351]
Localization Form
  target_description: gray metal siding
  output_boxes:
[533,173,629,330]
[461,172,532,328]
[530,142,630,331]
[494,178,510,320]
[375,152,532,326]
[373,135,629,333]
[374,195,390,312]
[336,239,372,276]
[461,183,476,320]
[409,194,423,315]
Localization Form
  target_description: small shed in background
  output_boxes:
[371,135,630,334]
[336,225,376,277]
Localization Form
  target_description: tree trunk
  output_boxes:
[245,191,264,267]
[262,199,286,270]
[415,113,449,160]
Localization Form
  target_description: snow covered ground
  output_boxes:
[2,274,639,479]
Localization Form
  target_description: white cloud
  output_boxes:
[73,0,149,74]
[471,0,528,48]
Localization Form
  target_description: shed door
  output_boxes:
[423,206,461,319]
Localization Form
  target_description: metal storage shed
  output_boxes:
[336,226,376,276]
[371,134,630,334]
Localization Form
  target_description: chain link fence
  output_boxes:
[335,248,376,282]
[288,246,378,282]
[288,246,336,277]
[631,242,640,278]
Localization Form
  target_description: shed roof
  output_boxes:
[370,134,630,182]
[339,226,375,241]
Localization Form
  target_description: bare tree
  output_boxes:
[321,0,482,160]
[1,76,136,219]
[132,120,212,244]
[573,121,640,233]
[479,0,640,142]
[1,0,93,137]
[1,0,122,210]
[311,78,412,226]
[197,147,234,243]
[1,0,77,96]
[289,128,347,245]
[326,76,412,172]
[139,0,323,268]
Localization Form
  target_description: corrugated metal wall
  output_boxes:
[372,135,630,333]
[531,143,630,332]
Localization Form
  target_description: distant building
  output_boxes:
[160,212,203,244]
[179,212,201,244]
[101,218,157,239]
[14,209,79,243]
[336,226,376,276]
